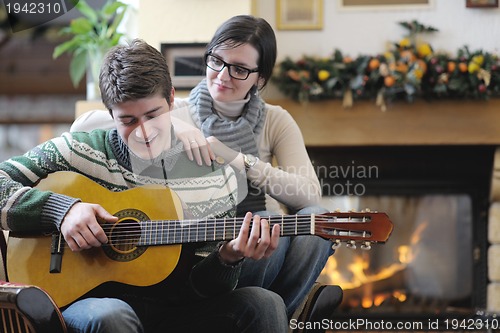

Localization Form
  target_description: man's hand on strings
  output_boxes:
[60,203,118,251]
[218,212,280,264]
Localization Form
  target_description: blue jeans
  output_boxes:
[237,206,335,318]
[62,298,142,333]
[62,287,287,333]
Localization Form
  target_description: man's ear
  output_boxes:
[168,87,175,110]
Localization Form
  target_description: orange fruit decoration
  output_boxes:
[458,62,468,73]
[415,59,427,74]
[447,61,456,73]
[384,76,396,87]
[400,50,416,63]
[368,58,380,71]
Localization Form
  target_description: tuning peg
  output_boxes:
[331,239,341,250]
[360,241,372,250]
[335,208,341,212]
[346,240,357,249]
[361,208,371,213]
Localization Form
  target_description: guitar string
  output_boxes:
[53,214,376,249]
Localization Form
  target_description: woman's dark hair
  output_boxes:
[99,39,172,111]
[206,15,277,89]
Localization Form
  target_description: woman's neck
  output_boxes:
[213,94,251,120]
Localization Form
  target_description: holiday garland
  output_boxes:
[272,20,500,110]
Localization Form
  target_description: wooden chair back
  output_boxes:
[0,233,67,333]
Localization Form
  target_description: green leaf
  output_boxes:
[75,0,98,24]
[107,8,127,39]
[103,1,127,16]
[69,50,87,87]
[109,33,123,46]
[53,38,79,58]
[69,17,93,34]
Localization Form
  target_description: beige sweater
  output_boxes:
[71,98,321,213]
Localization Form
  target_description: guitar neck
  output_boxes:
[137,214,314,246]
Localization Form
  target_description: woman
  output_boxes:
[171,15,338,321]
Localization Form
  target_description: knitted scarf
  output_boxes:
[189,79,267,215]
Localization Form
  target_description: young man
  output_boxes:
[0,39,287,332]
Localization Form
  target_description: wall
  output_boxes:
[255,0,500,60]
[137,0,252,50]
[134,0,499,99]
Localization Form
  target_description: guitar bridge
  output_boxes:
[50,233,64,273]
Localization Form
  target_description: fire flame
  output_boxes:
[318,221,429,309]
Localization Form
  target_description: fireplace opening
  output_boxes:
[308,145,494,320]
[318,194,472,314]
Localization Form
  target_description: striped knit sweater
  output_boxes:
[0,129,242,301]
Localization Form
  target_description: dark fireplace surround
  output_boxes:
[307,144,493,314]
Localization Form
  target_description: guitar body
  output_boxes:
[7,171,184,307]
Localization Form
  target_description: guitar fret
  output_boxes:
[234,217,237,239]
[223,217,226,240]
[154,220,158,245]
[295,215,298,235]
[281,215,284,236]
[174,220,179,244]
[282,216,295,237]
[204,218,207,242]
[144,221,150,245]
[179,219,183,244]
[161,220,164,244]
[146,221,150,245]
[167,220,170,244]
[213,218,216,241]
[298,215,312,236]
[148,221,152,245]
[196,219,199,243]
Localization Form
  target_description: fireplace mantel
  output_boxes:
[267,98,500,147]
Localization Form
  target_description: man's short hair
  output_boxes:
[99,39,173,111]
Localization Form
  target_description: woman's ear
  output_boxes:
[257,77,265,89]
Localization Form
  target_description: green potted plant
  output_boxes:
[53,0,128,100]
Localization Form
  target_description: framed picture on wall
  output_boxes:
[338,0,433,10]
[466,0,498,7]
[276,0,323,30]
[161,43,207,89]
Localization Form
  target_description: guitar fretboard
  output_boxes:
[135,215,315,246]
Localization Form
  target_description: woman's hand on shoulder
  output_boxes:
[171,117,214,166]
[206,136,245,171]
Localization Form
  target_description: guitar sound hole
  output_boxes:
[110,219,141,253]
[102,209,149,262]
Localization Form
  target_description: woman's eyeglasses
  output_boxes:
[205,54,259,80]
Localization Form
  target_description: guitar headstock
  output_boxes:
[314,210,393,250]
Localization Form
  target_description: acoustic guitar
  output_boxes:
[7,171,393,307]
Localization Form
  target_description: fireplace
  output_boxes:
[265,97,500,329]
[308,145,493,322]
